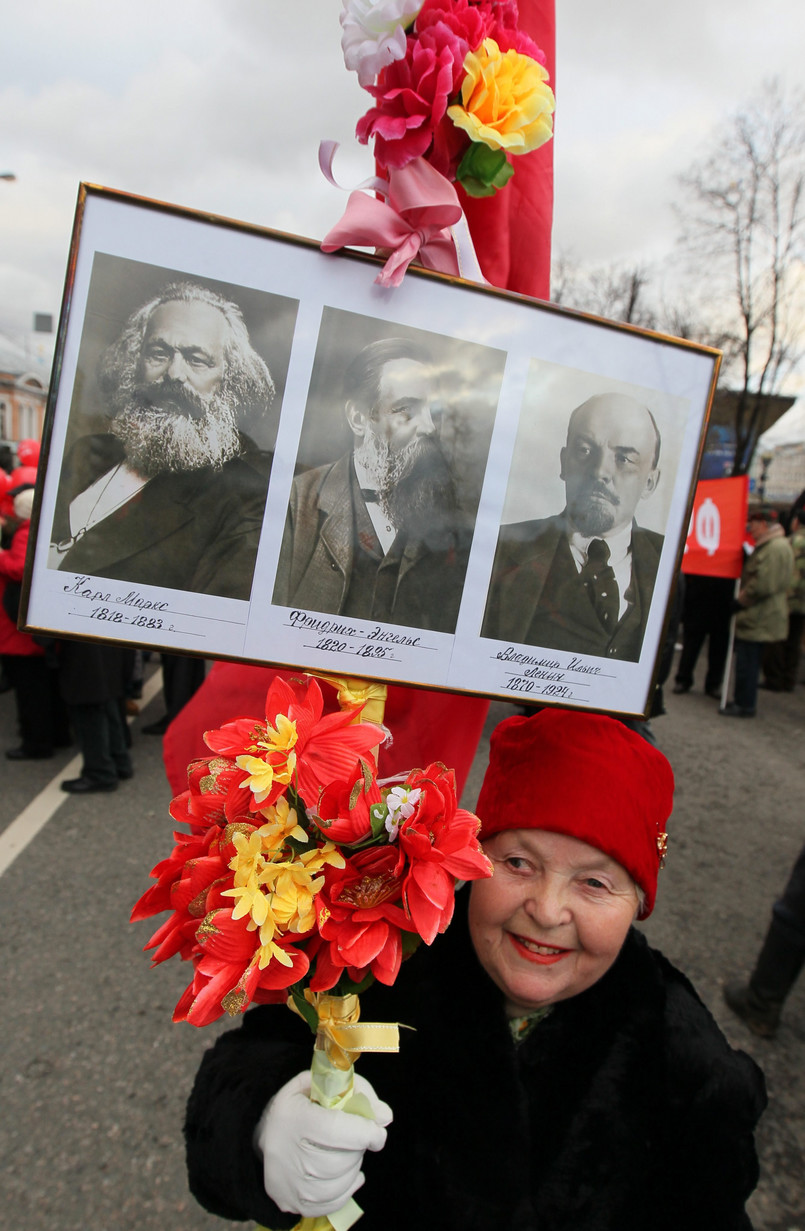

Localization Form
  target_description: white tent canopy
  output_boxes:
[758,397,805,451]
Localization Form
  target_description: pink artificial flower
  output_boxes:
[357,23,470,169]
[428,111,472,180]
[417,0,546,64]
[415,0,488,50]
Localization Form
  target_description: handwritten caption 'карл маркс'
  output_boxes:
[63,576,177,632]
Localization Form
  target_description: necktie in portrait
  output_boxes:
[581,538,620,630]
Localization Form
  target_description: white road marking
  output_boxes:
[0,668,164,878]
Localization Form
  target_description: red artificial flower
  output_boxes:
[131,677,491,1030]
[203,676,386,814]
[313,757,383,845]
[131,818,257,965]
[476,0,546,63]
[357,23,469,169]
[394,763,492,944]
[169,756,254,830]
[311,846,417,990]
[172,929,310,1027]
[428,111,472,179]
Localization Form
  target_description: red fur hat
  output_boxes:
[475,709,674,918]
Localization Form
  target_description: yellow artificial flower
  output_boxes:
[223,875,270,927]
[447,38,555,155]
[269,866,324,935]
[256,938,295,970]
[223,823,346,938]
[257,795,308,851]
[254,845,345,942]
[236,751,297,805]
[300,841,346,875]
[256,713,298,754]
[228,829,266,885]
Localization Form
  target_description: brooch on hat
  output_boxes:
[657,831,668,867]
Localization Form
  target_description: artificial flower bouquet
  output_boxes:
[132,673,491,1229]
[321,0,555,287]
[342,0,555,197]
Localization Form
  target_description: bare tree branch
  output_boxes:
[674,78,805,473]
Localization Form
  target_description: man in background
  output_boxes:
[721,506,794,717]
[273,337,467,632]
[483,392,664,661]
[51,281,275,600]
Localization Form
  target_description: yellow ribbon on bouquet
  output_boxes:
[307,673,389,729]
[260,994,402,1231]
[291,990,401,1072]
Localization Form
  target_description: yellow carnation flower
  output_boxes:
[447,38,555,155]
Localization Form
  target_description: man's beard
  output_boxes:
[567,483,620,537]
[357,431,459,545]
[109,380,242,478]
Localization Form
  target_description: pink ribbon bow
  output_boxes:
[320,152,464,288]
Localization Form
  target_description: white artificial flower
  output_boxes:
[385,785,422,821]
[340,0,424,88]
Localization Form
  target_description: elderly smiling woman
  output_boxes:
[185,709,766,1231]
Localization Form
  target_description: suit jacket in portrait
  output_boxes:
[51,433,271,601]
[482,512,663,661]
[272,453,468,632]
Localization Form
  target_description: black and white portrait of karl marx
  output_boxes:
[482,390,666,662]
[50,276,283,601]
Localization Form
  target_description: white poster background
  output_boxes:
[23,187,719,717]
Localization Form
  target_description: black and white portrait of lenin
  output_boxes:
[272,310,504,632]
[482,391,665,661]
[50,271,287,601]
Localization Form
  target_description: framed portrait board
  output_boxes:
[21,184,720,718]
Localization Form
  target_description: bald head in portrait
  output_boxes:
[482,392,664,661]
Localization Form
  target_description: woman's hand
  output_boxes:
[254,1070,393,1217]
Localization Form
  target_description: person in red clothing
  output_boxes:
[0,486,69,759]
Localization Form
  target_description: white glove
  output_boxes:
[255,1070,393,1217]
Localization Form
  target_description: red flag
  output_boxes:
[682,476,750,579]
[460,0,555,298]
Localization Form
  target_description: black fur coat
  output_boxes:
[185,896,766,1231]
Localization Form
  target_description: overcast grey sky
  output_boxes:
[2,0,801,389]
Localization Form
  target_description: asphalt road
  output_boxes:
[1,655,802,1231]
